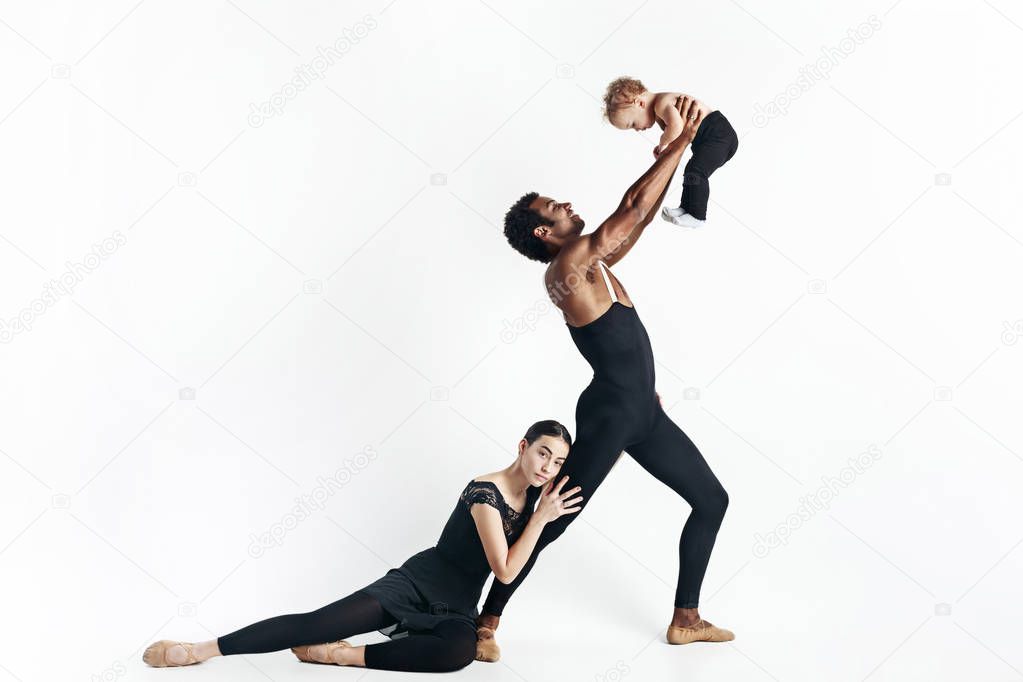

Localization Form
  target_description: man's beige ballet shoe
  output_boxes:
[475,626,501,662]
[142,640,201,667]
[666,619,735,645]
[291,640,351,665]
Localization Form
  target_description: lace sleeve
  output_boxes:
[461,481,501,512]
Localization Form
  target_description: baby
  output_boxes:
[602,77,738,228]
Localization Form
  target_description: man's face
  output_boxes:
[529,195,585,243]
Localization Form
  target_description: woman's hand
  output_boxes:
[534,476,583,525]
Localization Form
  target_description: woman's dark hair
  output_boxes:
[504,191,554,263]
[523,419,573,448]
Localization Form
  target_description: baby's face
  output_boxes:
[612,102,655,131]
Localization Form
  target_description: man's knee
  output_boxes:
[707,485,729,521]
[540,511,576,544]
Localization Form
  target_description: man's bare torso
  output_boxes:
[543,236,634,328]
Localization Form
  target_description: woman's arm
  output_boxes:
[471,506,544,584]
[469,477,582,584]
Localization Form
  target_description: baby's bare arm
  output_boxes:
[654,92,712,152]
[654,93,685,149]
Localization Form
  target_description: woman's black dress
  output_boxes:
[358,479,541,638]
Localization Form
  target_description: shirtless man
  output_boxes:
[476,96,733,660]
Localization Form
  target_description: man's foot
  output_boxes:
[666,619,735,645]
[660,205,685,222]
[291,640,352,665]
[475,614,501,662]
[142,640,202,667]
[667,211,706,229]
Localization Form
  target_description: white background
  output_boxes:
[1,0,1021,680]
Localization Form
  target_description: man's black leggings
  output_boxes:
[679,110,739,220]
[482,402,728,615]
[216,590,475,672]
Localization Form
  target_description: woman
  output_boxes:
[142,419,583,673]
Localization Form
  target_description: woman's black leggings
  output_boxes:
[216,590,476,673]
[680,110,739,220]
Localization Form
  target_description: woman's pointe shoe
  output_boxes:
[474,614,501,662]
[475,626,501,662]
[291,640,351,665]
[142,640,201,667]
[666,619,735,645]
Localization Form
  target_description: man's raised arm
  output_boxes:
[593,98,704,262]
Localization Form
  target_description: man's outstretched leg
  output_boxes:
[626,404,734,645]
[475,419,628,661]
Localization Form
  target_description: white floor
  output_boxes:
[2,1,1022,680]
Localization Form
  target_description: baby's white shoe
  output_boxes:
[669,211,706,229]
[661,205,686,222]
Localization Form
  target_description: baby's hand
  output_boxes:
[653,144,662,158]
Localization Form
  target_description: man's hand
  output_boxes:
[674,95,705,144]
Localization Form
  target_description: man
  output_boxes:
[476,97,733,660]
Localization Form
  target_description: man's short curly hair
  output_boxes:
[504,191,554,263]
[602,76,648,121]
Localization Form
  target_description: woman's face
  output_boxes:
[519,435,570,486]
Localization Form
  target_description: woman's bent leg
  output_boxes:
[217,590,396,655]
[364,620,476,673]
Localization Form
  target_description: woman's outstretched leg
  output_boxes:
[217,589,394,655]
[143,590,395,666]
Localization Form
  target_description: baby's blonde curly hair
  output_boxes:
[602,76,648,121]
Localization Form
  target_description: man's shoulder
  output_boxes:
[552,236,594,269]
